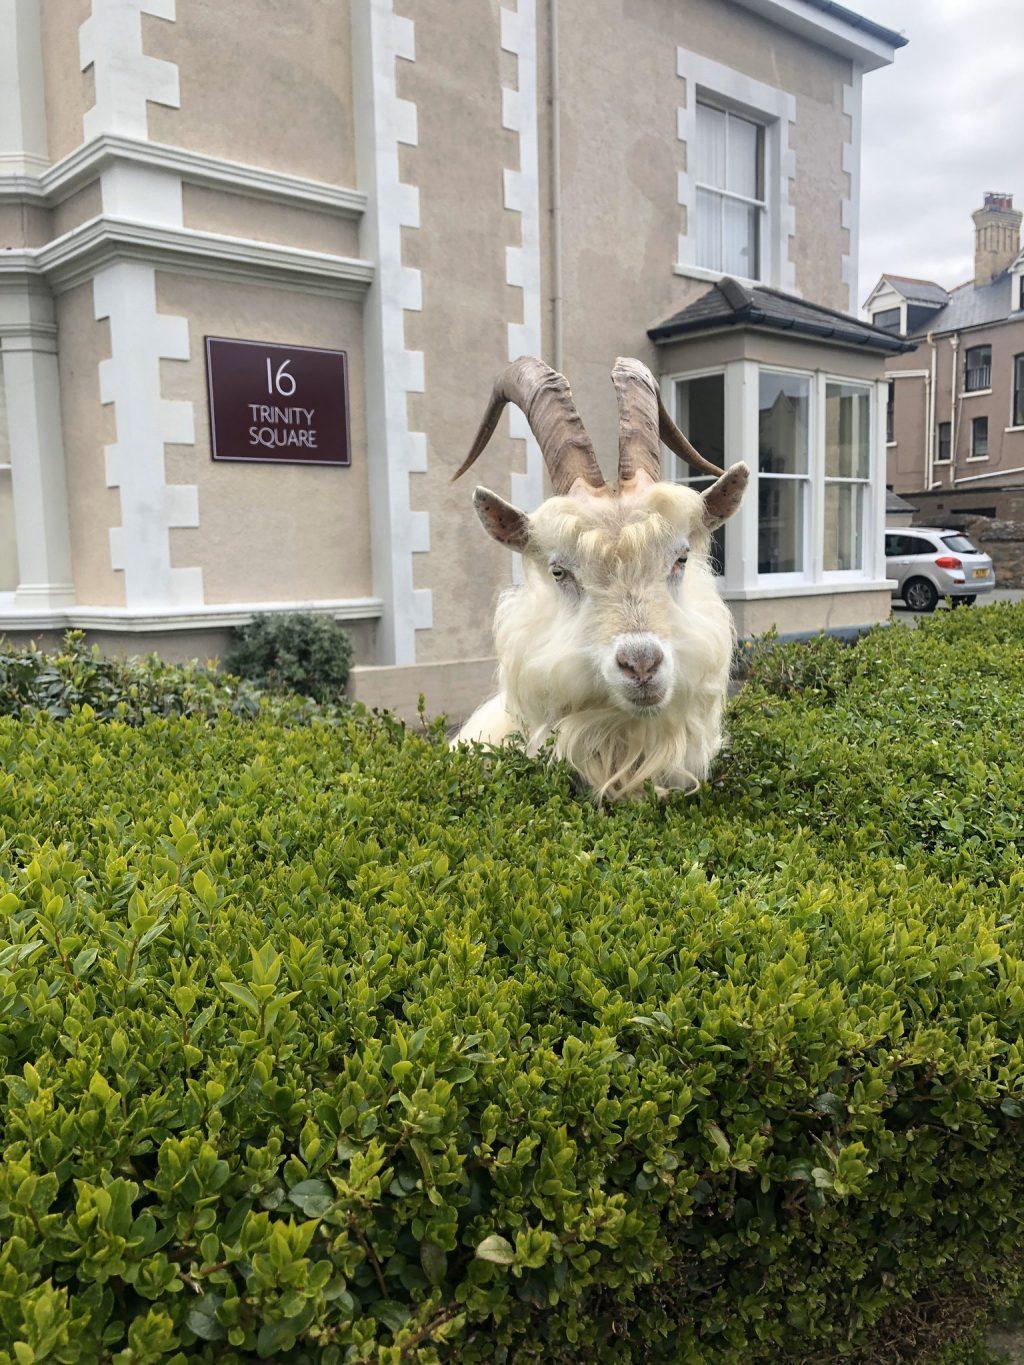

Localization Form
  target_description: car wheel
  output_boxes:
[904,577,938,613]
[951,595,977,607]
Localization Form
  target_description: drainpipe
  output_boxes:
[548,0,563,370]
[926,331,936,489]
[948,334,960,485]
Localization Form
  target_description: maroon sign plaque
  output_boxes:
[204,336,351,466]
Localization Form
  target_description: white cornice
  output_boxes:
[0,596,384,634]
[0,133,367,219]
[0,215,375,297]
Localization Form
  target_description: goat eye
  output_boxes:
[550,563,569,582]
[671,553,688,577]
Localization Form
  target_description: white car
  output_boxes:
[884,527,996,612]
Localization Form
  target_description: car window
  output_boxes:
[941,534,977,553]
[885,534,910,555]
[902,536,936,556]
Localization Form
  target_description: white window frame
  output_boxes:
[676,51,796,293]
[693,101,767,281]
[661,361,886,601]
[819,376,874,583]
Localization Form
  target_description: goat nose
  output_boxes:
[616,641,664,683]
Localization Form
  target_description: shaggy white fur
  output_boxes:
[456,480,737,802]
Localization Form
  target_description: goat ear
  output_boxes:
[701,462,749,530]
[473,486,531,550]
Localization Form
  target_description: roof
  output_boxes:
[879,275,950,307]
[649,277,915,354]
[798,0,907,50]
[906,270,1016,336]
[886,490,918,516]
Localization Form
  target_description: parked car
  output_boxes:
[884,528,995,612]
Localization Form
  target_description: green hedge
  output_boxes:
[1,608,1023,1362]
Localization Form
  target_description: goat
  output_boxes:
[451,357,749,802]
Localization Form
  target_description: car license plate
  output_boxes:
[973,567,988,579]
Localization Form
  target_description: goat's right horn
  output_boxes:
[612,357,725,483]
[452,356,606,496]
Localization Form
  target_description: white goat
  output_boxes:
[452,357,749,802]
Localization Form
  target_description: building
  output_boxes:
[1,0,905,715]
[868,192,1024,530]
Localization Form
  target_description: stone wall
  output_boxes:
[965,519,1024,588]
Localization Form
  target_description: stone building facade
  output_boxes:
[1,0,904,712]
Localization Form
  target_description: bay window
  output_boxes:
[757,370,809,575]
[665,362,882,597]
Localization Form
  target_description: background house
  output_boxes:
[867,191,1024,581]
[1,0,905,715]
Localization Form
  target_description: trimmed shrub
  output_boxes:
[224,613,353,703]
[0,632,263,724]
[0,606,1023,1362]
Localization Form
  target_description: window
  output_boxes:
[971,415,988,458]
[873,307,901,335]
[886,380,895,442]
[942,534,978,554]
[1013,354,1024,427]
[936,421,951,462]
[824,382,870,572]
[758,370,809,574]
[695,102,764,280]
[964,344,992,392]
[673,373,726,574]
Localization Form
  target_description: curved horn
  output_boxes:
[452,356,605,496]
[611,356,725,483]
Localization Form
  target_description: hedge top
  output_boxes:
[0,606,1023,1362]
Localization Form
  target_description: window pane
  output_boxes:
[1014,355,1024,426]
[726,113,760,198]
[826,382,870,478]
[695,103,726,188]
[824,482,863,571]
[674,376,726,574]
[942,534,977,553]
[0,468,17,593]
[674,374,725,472]
[758,371,809,474]
[723,198,759,278]
[972,416,988,457]
[696,187,722,270]
[758,478,804,574]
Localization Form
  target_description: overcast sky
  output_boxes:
[854,0,1024,310]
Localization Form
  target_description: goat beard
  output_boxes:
[494,581,733,803]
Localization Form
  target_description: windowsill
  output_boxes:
[722,579,894,601]
[966,456,989,463]
[933,459,952,466]
[1006,426,1024,433]
[962,388,992,397]
[674,262,780,291]
[885,441,897,448]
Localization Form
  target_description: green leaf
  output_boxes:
[287,1178,333,1217]
[475,1234,515,1265]
[420,1239,447,1285]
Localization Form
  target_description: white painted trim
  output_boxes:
[840,71,862,315]
[0,216,375,297]
[0,596,383,633]
[0,133,367,219]
[352,0,430,665]
[501,0,545,534]
[721,579,894,601]
[79,0,180,141]
[676,49,796,294]
[92,259,202,609]
[953,464,1024,485]
[673,262,763,289]
[730,0,902,72]
[0,1,49,176]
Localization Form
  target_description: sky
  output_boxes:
[854,0,1024,310]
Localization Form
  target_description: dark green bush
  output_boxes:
[0,632,263,724]
[224,613,353,703]
[1,606,1024,1362]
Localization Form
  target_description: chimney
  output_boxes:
[972,191,1022,286]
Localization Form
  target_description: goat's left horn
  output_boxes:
[612,357,725,484]
[452,357,605,496]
